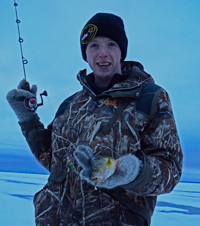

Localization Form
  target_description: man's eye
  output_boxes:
[108,42,117,47]
[89,43,98,48]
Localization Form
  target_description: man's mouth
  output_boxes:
[97,62,111,66]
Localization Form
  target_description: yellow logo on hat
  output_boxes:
[81,24,98,44]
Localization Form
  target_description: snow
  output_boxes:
[151,182,200,225]
[0,172,199,226]
[0,172,46,226]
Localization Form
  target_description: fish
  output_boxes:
[90,156,119,186]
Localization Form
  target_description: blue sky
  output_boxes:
[0,0,200,175]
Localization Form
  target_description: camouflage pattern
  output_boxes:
[20,61,183,225]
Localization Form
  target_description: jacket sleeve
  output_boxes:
[122,89,183,196]
[19,114,52,171]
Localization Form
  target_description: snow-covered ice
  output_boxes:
[151,182,200,225]
[0,172,199,226]
[0,172,47,226]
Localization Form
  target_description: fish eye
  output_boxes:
[93,168,97,172]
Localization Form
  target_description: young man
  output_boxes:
[7,13,183,226]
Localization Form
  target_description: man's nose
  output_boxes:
[99,46,108,58]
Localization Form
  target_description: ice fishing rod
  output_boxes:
[13,0,47,111]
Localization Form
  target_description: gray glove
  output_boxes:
[6,79,37,122]
[74,145,142,189]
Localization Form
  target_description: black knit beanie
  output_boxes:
[80,13,128,62]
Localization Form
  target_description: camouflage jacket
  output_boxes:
[20,61,183,226]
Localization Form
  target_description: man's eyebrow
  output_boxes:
[90,40,98,43]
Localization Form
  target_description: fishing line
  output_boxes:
[28,42,54,114]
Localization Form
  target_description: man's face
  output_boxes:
[86,36,122,87]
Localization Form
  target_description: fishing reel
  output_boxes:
[24,90,48,111]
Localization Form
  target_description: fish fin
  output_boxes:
[116,160,119,167]
[107,159,112,166]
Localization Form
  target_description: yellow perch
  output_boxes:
[90,156,119,186]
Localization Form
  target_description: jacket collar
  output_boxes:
[77,61,154,98]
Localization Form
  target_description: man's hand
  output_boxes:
[6,79,37,122]
[74,145,94,184]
